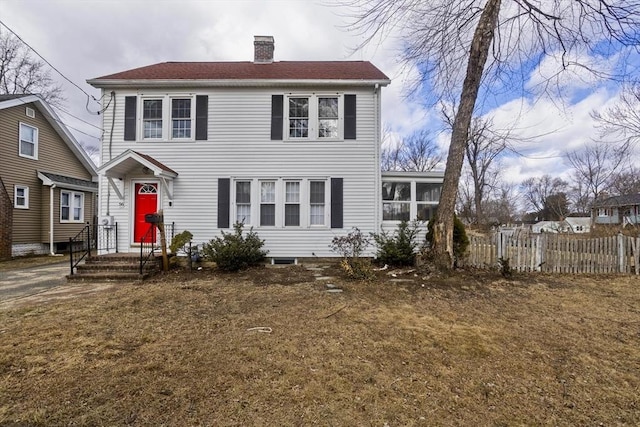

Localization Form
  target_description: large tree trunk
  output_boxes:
[431,0,501,268]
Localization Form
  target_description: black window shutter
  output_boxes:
[271,95,283,140]
[344,94,356,140]
[331,178,343,229]
[195,95,208,140]
[217,178,230,229]
[124,96,137,141]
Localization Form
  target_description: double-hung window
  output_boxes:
[171,98,192,138]
[284,181,300,226]
[286,95,342,140]
[143,99,163,139]
[14,185,29,209]
[236,181,251,224]
[141,96,194,141]
[382,182,411,221]
[260,181,276,226]
[309,181,326,225]
[19,123,38,159]
[61,190,84,222]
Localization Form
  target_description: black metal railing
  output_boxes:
[69,223,92,275]
[93,223,118,253]
[139,222,175,274]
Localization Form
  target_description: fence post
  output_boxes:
[618,232,625,273]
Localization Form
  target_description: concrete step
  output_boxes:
[67,271,149,281]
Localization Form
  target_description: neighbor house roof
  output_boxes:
[0,94,97,177]
[38,171,98,193]
[87,61,391,88]
[592,194,640,208]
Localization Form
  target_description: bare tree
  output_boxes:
[520,175,568,219]
[341,0,640,267]
[608,165,640,196]
[565,141,630,209]
[381,129,442,172]
[592,84,640,147]
[0,28,63,106]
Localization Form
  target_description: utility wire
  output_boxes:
[53,104,102,131]
[0,19,101,109]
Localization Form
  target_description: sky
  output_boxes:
[0,0,633,186]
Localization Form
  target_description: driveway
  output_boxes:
[0,262,114,309]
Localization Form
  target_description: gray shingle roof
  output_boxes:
[39,172,98,191]
[592,194,640,208]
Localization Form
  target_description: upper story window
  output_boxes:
[143,99,163,139]
[19,123,38,159]
[171,99,192,138]
[286,95,342,140]
[271,94,355,141]
[140,95,195,141]
[14,185,29,209]
[61,190,84,222]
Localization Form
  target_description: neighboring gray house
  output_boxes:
[592,194,640,226]
[88,36,443,259]
[0,94,98,258]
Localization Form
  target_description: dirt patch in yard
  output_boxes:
[1,264,639,425]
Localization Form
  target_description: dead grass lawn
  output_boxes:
[1,265,639,426]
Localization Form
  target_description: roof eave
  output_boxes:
[87,78,391,89]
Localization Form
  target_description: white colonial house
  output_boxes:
[88,36,443,260]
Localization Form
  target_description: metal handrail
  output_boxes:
[139,224,157,275]
[69,223,91,275]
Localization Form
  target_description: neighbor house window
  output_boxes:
[260,181,276,226]
[309,181,326,225]
[284,181,300,226]
[236,181,251,224]
[171,98,192,138]
[19,123,38,159]
[382,182,411,221]
[143,99,163,139]
[286,95,343,140]
[61,190,84,222]
[14,185,29,209]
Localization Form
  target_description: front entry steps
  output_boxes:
[67,254,162,282]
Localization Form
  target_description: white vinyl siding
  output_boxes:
[98,86,380,257]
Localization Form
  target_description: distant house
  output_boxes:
[531,217,590,234]
[592,194,640,227]
[0,94,98,258]
[86,36,444,260]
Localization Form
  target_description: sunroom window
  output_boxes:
[382,182,411,221]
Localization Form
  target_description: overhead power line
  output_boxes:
[0,19,101,110]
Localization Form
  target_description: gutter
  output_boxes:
[87,78,392,89]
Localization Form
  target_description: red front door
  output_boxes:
[134,183,158,243]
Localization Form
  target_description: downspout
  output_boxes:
[374,83,381,233]
[49,184,56,255]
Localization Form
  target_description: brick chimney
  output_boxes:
[254,36,275,63]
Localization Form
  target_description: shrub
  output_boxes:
[330,228,373,280]
[170,230,193,254]
[372,220,420,266]
[202,222,268,271]
[425,214,470,265]
[498,257,513,278]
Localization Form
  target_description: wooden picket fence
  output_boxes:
[465,232,640,274]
